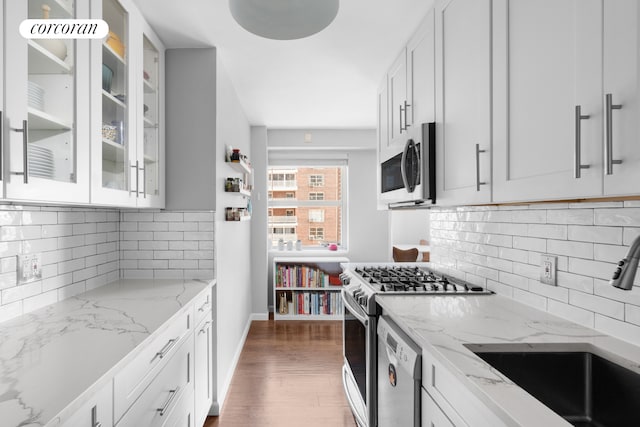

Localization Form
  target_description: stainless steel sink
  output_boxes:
[468,346,640,427]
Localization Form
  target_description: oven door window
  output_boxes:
[344,305,367,403]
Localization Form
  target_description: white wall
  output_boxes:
[214,58,253,409]
[263,129,389,310]
[430,202,640,347]
[250,127,269,316]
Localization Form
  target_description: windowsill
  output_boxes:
[269,249,349,255]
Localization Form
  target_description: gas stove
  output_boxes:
[340,263,492,315]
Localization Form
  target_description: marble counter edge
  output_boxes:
[375,294,640,427]
[34,278,214,427]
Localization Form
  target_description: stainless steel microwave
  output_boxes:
[380,122,435,207]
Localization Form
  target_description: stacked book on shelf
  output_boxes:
[276,291,343,316]
[275,264,341,288]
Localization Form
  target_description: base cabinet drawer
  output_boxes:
[162,384,195,427]
[60,381,113,427]
[117,333,194,427]
[422,388,456,427]
[114,309,191,421]
[422,348,507,427]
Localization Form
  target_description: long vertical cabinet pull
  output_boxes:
[403,100,411,131]
[605,93,623,175]
[91,405,102,427]
[130,161,139,196]
[574,105,591,178]
[399,104,405,134]
[12,120,28,183]
[475,143,486,191]
[141,166,146,198]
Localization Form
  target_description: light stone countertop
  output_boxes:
[0,278,214,427]
[376,293,640,427]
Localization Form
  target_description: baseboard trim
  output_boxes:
[251,312,269,321]
[216,313,253,411]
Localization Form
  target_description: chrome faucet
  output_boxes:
[610,234,640,290]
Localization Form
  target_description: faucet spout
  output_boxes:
[610,234,640,290]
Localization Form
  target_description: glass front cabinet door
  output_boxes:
[91,0,164,207]
[4,0,91,203]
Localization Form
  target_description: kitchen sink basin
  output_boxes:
[470,348,640,427]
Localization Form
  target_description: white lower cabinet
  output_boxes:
[117,333,194,427]
[194,313,213,427]
[421,388,457,427]
[422,347,508,427]
[61,381,113,427]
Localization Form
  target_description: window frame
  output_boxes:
[266,160,347,251]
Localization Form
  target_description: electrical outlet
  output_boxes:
[17,253,42,285]
[540,254,557,286]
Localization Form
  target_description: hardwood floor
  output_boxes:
[203,320,356,427]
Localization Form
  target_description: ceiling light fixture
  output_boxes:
[229,0,339,40]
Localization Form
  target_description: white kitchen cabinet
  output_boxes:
[434,0,492,206]
[4,0,91,204]
[0,1,4,201]
[493,0,602,202]
[61,381,113,427]
[406,10,435,128]
[421,388,458,427]
[493,0,640,203]
[388,49,408,148]
[117,334,194,427]
[90,0,165,208]
[602,0,640,196]
[377,76,390,159]
[194,310,213,427]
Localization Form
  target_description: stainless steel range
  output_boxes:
[340,263,492,427]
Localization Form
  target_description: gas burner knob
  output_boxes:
[339,273,351,286]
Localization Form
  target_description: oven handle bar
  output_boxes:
[342,290,368,326]
[342,365,368,427]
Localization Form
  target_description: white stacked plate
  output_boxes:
[28,145,55,179]
[28,81,45,111]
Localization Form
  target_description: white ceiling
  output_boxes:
[132,0,433,129]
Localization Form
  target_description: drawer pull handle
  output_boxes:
[151,338,178,363]
[199,321,211,335]
[157,387,180,416]
[198,301,210,312]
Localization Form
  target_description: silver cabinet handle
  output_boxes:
[399,104,404,134]
[198,321,211,335]
[91,405,101,427]
[475,144,486,191]
[139,166,146,198]
[403,100,411,130]
[151,338,178,363]
[574,105,591,178]
[12,120,28,183]
[130,161,139,196]
[198,300,210,312]
[157,387,180,416]
[605,93,623,175]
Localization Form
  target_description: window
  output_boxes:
[309,227,324,241]
[308,209,324,223]
[267,165,346,249]
[309,174,324,187]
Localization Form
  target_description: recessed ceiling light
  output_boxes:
[229,0,339,40]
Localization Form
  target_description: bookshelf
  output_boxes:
[273,257,349,320]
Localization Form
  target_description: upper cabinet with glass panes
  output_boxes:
[90,0,165,207]
[4,0,91,203]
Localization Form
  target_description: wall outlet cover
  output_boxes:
[540,254,557,286]
[17,253,42,285]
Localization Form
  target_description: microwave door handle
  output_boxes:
[400,139,411,191]
[411,142,420,191]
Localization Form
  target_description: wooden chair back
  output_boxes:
[392,246,419,262]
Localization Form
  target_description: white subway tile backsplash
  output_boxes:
[546,240,593,259]
[431,203,640,345]
[569,290,624,320]
[546,209,593,225]
[23,290,57,314]
[568,225,622,244]
[595,208,640,227]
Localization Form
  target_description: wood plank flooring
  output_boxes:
[203,320,357,427]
